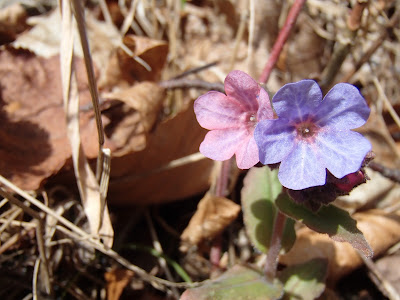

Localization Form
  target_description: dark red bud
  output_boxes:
[334,171,366,193]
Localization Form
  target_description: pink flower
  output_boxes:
[194,70,273,169]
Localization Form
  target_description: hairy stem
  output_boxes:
[210,160,232,271]
[259,0,306,84]
[264,210,287,280]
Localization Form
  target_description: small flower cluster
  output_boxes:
[194,70,372,199]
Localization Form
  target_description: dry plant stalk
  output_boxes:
[60,0,113,247]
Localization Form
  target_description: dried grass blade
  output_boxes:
[60,0,113,247]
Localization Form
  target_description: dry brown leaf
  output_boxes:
[0,48,112,190]
[0,3,27,44]
[106,101,214,205]
[103,35,168,88]
[103,81,165,155]
[280,209,400,284]
[281,14,325,80]
[180,192,241,251]
[105,268,134,300]
[359,107,400,165]
[375,253,400,295]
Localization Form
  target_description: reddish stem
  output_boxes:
[210,234,223,273]
[210,160,232,271]
[215,160,231,197]
[259,0,306,84]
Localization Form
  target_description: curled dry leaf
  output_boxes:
[12,8,120,64]
[280,209,400,283]
[103,81,165,156]
[0,3,27,44]
[107,101,214,205]
[103,35,168,88]
[180,192,241,252]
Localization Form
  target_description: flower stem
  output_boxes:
[210,160,232,271]
[215,160,232,197]
[259,0,306,84]
[264,210,287,280]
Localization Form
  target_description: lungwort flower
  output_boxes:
[194,70,273,169]
[254,80,371,190]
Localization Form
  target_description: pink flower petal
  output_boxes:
[199,128,247,162]
[235,134,259,169]
[194,91,244,130]
[224,70,260,112]
[257,87,274,121]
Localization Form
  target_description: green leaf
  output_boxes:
[241,166,295,253]
[279,258,328,300]
[180,265,284,300]
[276,193,373,257]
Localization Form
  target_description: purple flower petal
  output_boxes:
[257,87,274,121]
[224,70,260,112]
[272,80,323,121]
[199,128,250,163]
[315,130,372,179]
[194,91,244,130]
[278,141,327,190]
[315,83,370,130]
[254,119,296,164]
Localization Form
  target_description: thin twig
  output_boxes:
[373,76,400,129]
[341,10,400,82]
[359,253,400,300]
[32,258,40,300]
[120,0,140,36]
[0,229,30,255]
[368,161,400,184]
[0,177,193,289]
[0,188,41,220]
[35,219,53,297]
[171,61,219,80]
[259,0,306,83]
[55,224,203,289]
[0,188,52,295]
[159,78,224,92]
[0,206,22,234]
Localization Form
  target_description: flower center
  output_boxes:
[242,112,257,127]
[296,122,318,139]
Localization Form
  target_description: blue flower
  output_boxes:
[254,80,371,190]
